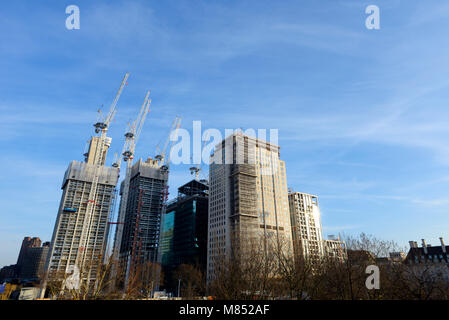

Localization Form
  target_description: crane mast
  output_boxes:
[165,117,182,166]
[94,73,130,134]
[189,135,208,181]
[154,117,181,167]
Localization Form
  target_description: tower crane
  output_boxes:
[154,116,182,170]
[110,91,151,264]
[71,72,130,289]
[189,133,209,181]
[94,74,129,134]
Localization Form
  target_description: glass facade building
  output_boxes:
[160,179,208,291]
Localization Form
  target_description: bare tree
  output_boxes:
[121,261,164,299]
[173,264,205,299]
[43,254,117,300]
[343,232,405,258]
[40,232,449,300]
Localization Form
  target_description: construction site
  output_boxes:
[41,73,183,298]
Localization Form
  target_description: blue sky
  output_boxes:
[1,0,449,266]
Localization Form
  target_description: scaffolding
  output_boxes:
[229,135,258,251]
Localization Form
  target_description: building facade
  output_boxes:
[171,179,208,269]
[389,251,406,262]
[406,238,449,265]
[207,133,293,281]
[160,209,175,269]
[401,238,449,283]
[0,265,16,283]
[288,192,324,263]
[16,239,50,281]
[161,179,209,290]
[16,237,42,278]
[117,157,168,288]
[45,135,119,289]
[323,238,347,262]
[288,193,347,264]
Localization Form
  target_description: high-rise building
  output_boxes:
[45,135,119,288]
[161,179,209,290]
[207,133,292,280]
[117,157,168,287]
[43,73,129,296]
[288,193,347,264]
[16,237,42,277]
[16,237,50,281]
[288,192,324,263]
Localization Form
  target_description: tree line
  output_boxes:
[40,233,449,300]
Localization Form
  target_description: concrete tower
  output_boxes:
[45,136,119,289]
[207,132,293,281]
[117,158,168,291]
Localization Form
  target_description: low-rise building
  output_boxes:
[389,251,406,262]
[405,238,449,265]
[0,265,17,282]
[404,237,449,281]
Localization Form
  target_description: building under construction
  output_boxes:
[46,153,119,287]
[44,73,129,293]
[117,158,169,291]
